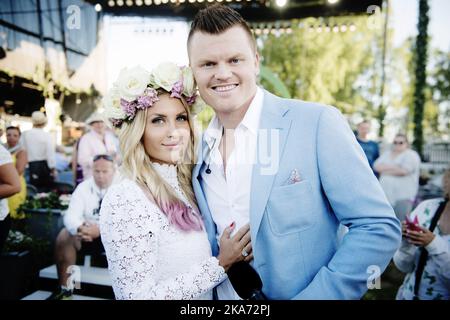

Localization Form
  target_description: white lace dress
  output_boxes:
[99,163,226,300]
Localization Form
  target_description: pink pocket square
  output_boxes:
[285,169,301,185]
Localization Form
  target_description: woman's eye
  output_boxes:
[177,115,188,122]
[152,118,164,124]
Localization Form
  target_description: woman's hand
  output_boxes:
[401,221,410,239]
[405,225,435,247]
[217,222,252,272]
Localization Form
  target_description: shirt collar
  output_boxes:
[204,116,222,151]
[239,86,264,135]
[203,86,264,149]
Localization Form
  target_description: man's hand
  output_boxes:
[77,222,100,242]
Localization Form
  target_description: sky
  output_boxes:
[391,0,450,51]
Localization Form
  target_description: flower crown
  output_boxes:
[103,62,204,127]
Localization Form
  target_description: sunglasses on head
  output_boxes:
[93,154,114,162]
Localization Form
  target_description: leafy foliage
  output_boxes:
[412,0,430,156]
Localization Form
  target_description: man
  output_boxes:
[22,111,57,191]
[47,154,117,300]
[77,112,119,180]
[355,120,380,177]
[188,5,401,299]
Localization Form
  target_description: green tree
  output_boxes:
[430,49,450,135]
[412,0,430,157]
[259,15,387,129]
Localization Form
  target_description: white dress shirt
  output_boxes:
[64,175,118,235]
[22,128,56,168]
[200,87,264,300]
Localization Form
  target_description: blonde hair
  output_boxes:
[117,94,202,231]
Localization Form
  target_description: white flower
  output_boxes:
[59,194,71,206]
[116,66,151,102]
[181,67,196,97]
[151,62,182,92]
[103,84,126,120]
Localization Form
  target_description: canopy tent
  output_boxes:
[0,0,102,120]
[86,0,383,21]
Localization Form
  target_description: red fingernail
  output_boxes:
[230,222,235,228]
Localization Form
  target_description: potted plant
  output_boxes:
[0,231,40,300]
[17,192,71,246]
[0,193,72,299]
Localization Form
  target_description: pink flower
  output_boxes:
[185,93,197,105]
[137,88,159,109]
[170,80,183,99]
[120,99,137,119]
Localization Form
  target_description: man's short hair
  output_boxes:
[187,4,256,52]
[6,126,21,135]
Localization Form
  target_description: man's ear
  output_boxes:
[255,51,260,77]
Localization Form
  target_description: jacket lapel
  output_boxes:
[193,139,219,256]
[250,91,291,243]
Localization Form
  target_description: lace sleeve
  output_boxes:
[99,183,226,300]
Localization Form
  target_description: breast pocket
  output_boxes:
[266,180,316,236]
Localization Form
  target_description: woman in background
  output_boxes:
[0,144,21,254]
[394,168,450,300]
[5,126,28,219]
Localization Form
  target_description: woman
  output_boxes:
[394,168,450,300]
[5,126,28,218]
[0,144,22,254]
[77,112,119,181]
[100,63,252,300]
[374,133,421,221]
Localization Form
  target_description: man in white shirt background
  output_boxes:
[21,111,57,191]
[47,154,117,300]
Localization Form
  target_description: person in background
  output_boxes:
[22,111,57,191]
[47,155,117,300]
[355,120,380,178]
[55,145,70,172]
[0,144,21,254]
[77,112,119,181]
[374,133,421,222]
[394,168,450,300]
[5,126,28,219]
[0,119,6,144]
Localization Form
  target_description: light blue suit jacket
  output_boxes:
[193,90,401,299]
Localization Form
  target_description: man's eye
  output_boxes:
[231,58,240,64]
[203,62,214,68]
